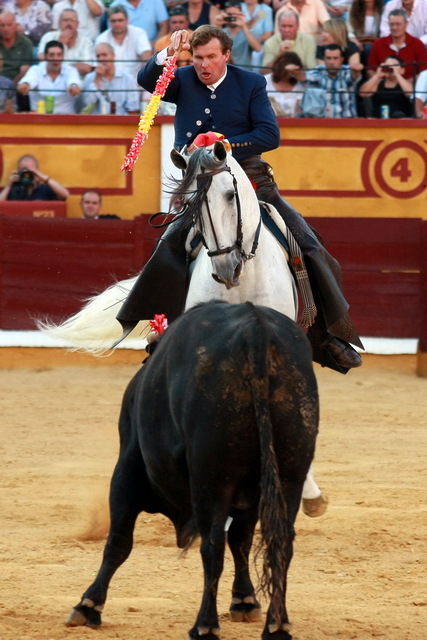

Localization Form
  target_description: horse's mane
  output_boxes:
[167,147,228,225]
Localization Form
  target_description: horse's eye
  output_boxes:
[226,190,235,202]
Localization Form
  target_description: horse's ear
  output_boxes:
[213,140,227,163]
[171,148,188,170]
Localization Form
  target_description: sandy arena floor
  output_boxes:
[0,354,426,640]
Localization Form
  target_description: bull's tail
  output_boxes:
[247,309,288,626]
[35,276,148,355]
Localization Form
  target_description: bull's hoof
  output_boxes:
[302,493,329,517]
[65,603,102,628]
[230,597,261,622]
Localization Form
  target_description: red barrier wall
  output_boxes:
[0,215,426,354]
[0,214,160,330]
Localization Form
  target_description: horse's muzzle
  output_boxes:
[211,251,242,289]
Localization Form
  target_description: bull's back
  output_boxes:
[137,302,317,480]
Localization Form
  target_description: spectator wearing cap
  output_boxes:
[262,10,316,71]
[368,9,427,80]
[155,5,193,66]
[214,1,263,70]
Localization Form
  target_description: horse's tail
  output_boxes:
[35,276,147,355]
[246,306,288,628]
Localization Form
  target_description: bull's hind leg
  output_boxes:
[66,447,151,628]
[227,507,262,623]
[188,521,227,640]
[262,482,304,640]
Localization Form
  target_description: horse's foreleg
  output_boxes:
[227,507,262,622]
[301,465,328,517]
[65,448,149,628]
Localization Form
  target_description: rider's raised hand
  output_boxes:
[167,30,191,57]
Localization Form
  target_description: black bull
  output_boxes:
[66,302,319,640]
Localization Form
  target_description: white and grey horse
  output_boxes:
[39,140,326,514]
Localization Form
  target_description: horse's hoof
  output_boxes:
[65,608,87,627]
[302,493,328,517]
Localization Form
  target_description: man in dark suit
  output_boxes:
[118,24,363,372]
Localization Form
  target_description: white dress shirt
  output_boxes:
[95,25,151,86]
[20,60,82,113]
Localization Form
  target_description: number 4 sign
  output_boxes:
[375,141,427,198]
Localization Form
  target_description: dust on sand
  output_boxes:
[0,355,426,640]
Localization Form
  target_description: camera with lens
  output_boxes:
[17,168,34,185]
[223,15,237,22]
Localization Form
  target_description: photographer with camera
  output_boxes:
[359,55,414,117]
[0,154,70,201]
[214,1,262,70]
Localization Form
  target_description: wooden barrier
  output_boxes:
[0,214,160,330]
[0,214,426,374]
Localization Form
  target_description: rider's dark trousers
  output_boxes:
[239,156,363,357]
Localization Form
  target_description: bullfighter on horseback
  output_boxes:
[117,24,363,374]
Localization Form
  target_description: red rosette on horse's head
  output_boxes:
[193,131,232,153]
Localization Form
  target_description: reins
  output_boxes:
[196,164,262,262]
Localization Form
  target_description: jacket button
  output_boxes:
[205,108,210,114]
[211,94,216,99]
[186,131,192,137]
[196,120,202,126]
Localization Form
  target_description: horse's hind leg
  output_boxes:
[227,507,262,622]
[65,445,150,628]
[301,465,328,517]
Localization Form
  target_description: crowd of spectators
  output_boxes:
[0,0,426,117]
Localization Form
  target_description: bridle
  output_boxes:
[195,164,262,262]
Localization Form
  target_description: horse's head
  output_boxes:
[170,141,246,289]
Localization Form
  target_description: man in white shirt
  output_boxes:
[82,42,140,114]
[380,0,427,43]
[17,40,82,113]
[95,5,152,83]
[38,9,94,77]
[52,0,103,43]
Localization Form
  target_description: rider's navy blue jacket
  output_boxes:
[138,56,280,162]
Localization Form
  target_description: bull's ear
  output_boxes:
[213,140,227,163]
[171,148,188,170]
